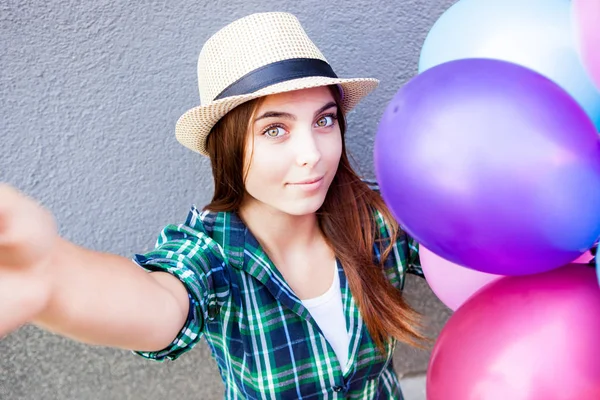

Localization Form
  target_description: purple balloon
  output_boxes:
[426,264,600,400]
[375,58,600,275]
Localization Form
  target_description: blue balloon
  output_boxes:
[419,0,600,131]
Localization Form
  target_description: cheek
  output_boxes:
[244,145,290,192]
[321,130,343,163]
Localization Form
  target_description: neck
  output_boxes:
[238,201,323,264]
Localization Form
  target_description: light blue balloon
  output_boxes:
[419,0,600,130]
[596,247,599,287]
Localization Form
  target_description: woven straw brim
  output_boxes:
[175,76,379,156]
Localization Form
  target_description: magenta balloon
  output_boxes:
[426,265,600,400]
[375,58,600,275]
[420,246,501,311]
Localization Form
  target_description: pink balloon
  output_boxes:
[420,246,501,310]
[427,264,600,400]
[573,250,594,264]
[573,0,600,89]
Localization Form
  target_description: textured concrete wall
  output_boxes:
[1,0,456,398]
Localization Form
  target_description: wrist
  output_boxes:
[0,265,52,337]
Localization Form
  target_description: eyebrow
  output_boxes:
[253,101,337,123]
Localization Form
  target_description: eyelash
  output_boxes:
[261,113,338,139]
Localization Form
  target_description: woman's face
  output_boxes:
[242,86,343,216]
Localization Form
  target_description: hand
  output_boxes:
[0,184,57,269]
[0,184,57,336]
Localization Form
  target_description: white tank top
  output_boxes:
[301,261,350,368]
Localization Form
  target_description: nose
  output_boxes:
[294,130,322,167]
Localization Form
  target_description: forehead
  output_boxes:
[257,86,335,111]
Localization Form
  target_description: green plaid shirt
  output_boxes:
[133,192,422,399]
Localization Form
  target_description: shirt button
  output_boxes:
[333,386,343,392]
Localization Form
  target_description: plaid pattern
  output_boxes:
[133,186,422,399]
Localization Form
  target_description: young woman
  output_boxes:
[0,12,426,399]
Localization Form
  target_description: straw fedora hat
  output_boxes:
[175,12,379,156]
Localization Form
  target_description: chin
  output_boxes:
[280,197,326,216]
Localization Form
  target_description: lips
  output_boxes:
[289,176,324,185]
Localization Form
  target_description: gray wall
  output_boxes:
[0,0,455,398]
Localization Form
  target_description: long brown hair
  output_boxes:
[205,87,426,351]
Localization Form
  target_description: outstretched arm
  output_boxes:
[0,185,189,353]
[34,239,190,352]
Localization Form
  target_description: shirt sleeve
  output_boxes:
[131,222,222,361]
[404,233,424,278]
[363,178,424,278]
